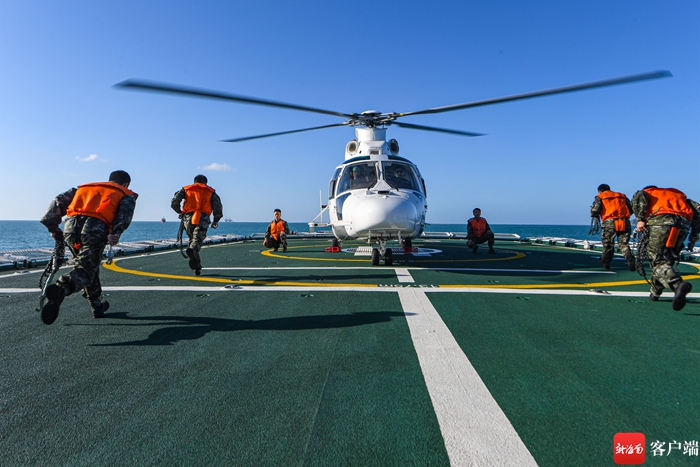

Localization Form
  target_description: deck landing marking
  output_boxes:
[348,247,442,257]
[4,287,700,300]
[398,288,538,466]
[394,268,414,283]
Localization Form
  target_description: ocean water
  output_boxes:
[0,220,592,252]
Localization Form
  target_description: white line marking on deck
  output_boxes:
[395,268,414,283]
[428,267,613,274]
[2,286,698,299]
[398,288,538,467]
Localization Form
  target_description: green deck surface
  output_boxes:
[1,239,698,466]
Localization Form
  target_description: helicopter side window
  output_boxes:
[328,167,341,200]
[383,162,417,191]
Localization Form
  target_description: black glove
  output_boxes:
[51,229,64,241]
[688,242,696,251]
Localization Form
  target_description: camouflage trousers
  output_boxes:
[467,231,494,249]
[183,214,210,265]
[263,232,287,250]
[58,217,109,309]
[600,220,633,266]
[645,224,689,296]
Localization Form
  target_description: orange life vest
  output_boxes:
[643,187,694,220]
[182,183,215,225]
[468,218,488,238]
[598,191,630,221]
[66,182,137,230]
[269,220,286,241]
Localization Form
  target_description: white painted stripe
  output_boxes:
[2,286,695,299]
[199,266,612,274]
[428,267,613,274]
[395,268,414,283]
[398,288,538,467]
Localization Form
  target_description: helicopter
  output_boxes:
[115,70,671,265]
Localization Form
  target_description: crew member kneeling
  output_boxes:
[264,209,290,252]
[467,208,495,254]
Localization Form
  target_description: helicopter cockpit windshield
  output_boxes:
[382,162,419,191]
[337,162,378,194]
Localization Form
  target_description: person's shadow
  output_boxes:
[89,311,408,346]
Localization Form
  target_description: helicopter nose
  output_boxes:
[352,195,419,233]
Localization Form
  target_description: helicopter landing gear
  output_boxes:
[402,238,412,251]
[370,239,393,266]
[331,238,340,248]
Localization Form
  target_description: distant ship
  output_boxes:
[160,218,166,223]
[223,217,233,222]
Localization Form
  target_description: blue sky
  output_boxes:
[1,1,697,224]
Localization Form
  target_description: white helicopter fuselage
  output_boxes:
[326,127,427,243]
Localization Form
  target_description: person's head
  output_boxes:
[194,174,208,184]
[473,208,481,218]
[351,166,363,178]
[274,208,281,221]
[109,170,131,188]
[597,183,610,193]
[394,167,405,178]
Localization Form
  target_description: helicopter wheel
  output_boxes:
[384,248,393,266]
[403,238,412,249]
[371,249,380,266]
[331,238,339,248]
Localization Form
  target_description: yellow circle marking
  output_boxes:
[439,263,700,289]
[102,257,377,288]
[262,245,526,263]
[103,243,700,290]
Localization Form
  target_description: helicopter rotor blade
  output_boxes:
[114,79,354,119]
[396,70,672,118]
[391,121,485,137]
[221,123,349,143]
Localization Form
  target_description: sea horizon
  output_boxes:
[0,220,593,252]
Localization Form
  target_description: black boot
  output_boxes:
[672,281,692,311]
[186,248,198,270]
[91,300,110,318]
[42,284,66,325]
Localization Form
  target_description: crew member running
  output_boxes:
[632,186,700,310]
[171,174,223,275]
[39,170,137,324]
[590,184,636,271]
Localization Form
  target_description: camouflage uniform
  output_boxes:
[466,216,495,252]
[171,188,223,267]
[631,189,700,297]
[590,194,635,268]
[264,219,290,251]
[40,187,137,309]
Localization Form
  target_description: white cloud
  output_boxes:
[76,154,99,162]
[199,162,233,172]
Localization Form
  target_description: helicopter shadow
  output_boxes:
[90,310,407,347]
